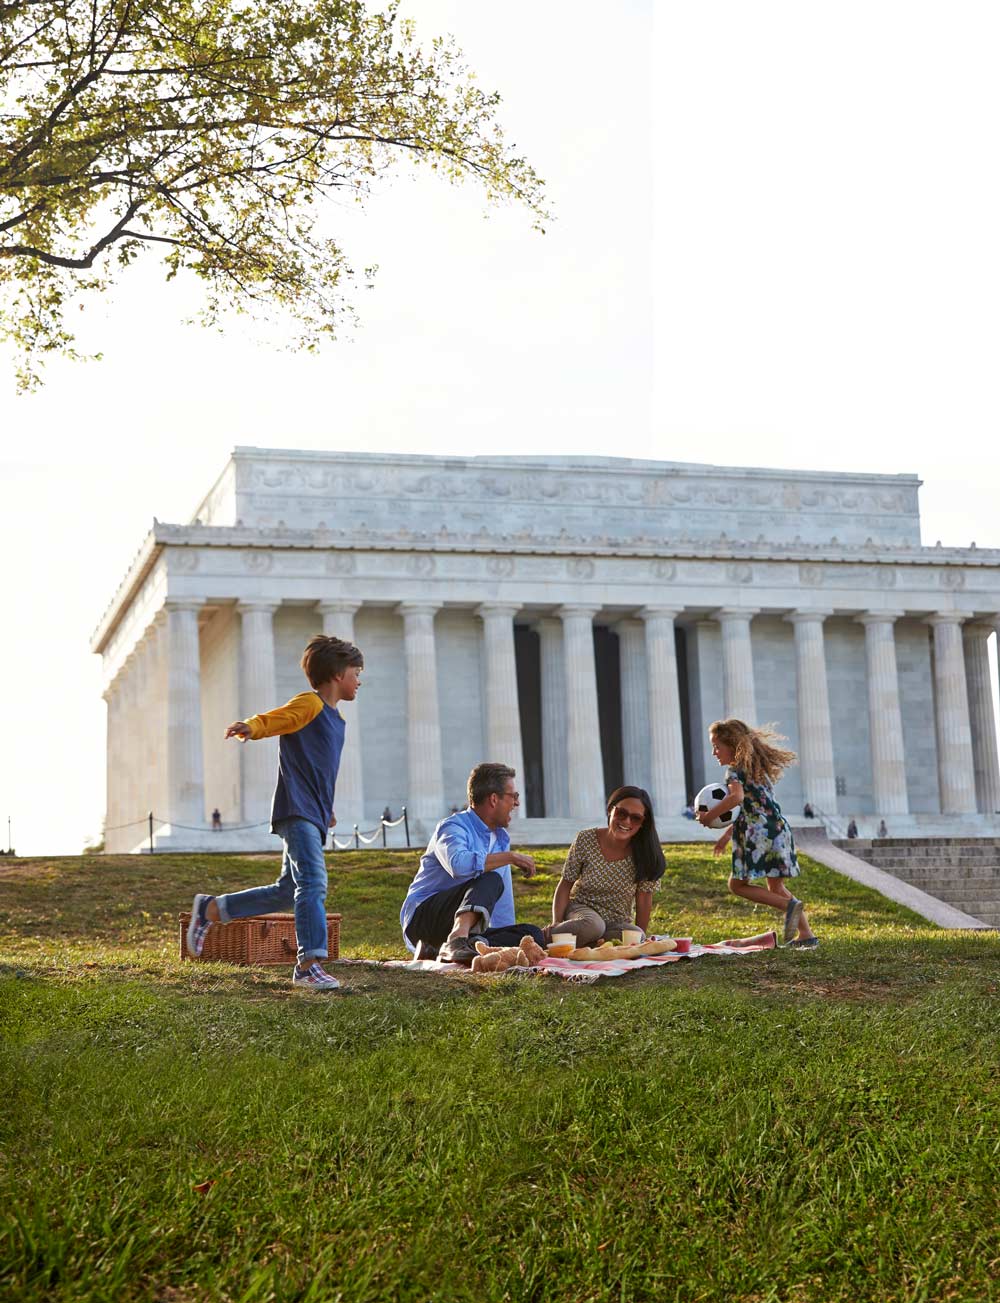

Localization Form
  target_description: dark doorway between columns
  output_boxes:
[594,626,624,799]
[514,626,544,817]
[676,626,695,808]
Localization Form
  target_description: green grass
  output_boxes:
[1,847,998,1302]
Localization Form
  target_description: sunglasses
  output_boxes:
[612,808,644,826]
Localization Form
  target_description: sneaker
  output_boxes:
[437,934,479,966]
[413,940,439,962]
[783,897,804,943]
[787,936,820,949]
[186,894,214,957]
[292,963,341,991]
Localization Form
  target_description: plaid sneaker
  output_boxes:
[186,894,215,957]
[292,963,341,991]
[783,897,805,943]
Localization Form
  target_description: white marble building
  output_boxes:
[93,448,1000,851]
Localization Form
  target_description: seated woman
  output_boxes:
[545,786,666,945]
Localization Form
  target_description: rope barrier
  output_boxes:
[355,826,385,846]
[102,816,156,832]
[106,806,411,848]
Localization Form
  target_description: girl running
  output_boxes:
[697,719,818,947]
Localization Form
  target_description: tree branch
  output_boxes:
[0,197,141,266]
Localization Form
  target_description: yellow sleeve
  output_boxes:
[245,692,324,739]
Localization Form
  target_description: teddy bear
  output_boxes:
[470,935,547,973]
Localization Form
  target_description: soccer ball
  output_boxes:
[695,782,734,829]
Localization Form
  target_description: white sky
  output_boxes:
[2,0,999,855]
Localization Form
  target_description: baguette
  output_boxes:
[568,937,677,961]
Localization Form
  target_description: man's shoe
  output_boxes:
[413,940,439,962]
[186,894,214,957]
[437,934,479,966]
[292,963,341,991]
[783,897,804,943]
[787,936,820,949]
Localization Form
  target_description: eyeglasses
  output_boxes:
[612,808,644,826]
[502,791,520,802]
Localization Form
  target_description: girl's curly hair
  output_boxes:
[709,719,797,786]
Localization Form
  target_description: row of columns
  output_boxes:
[105,598,1000,841]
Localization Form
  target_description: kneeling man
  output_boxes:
[400,762,544,965]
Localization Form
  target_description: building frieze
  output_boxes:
[238,462,917,517]
[152,520,1000,569]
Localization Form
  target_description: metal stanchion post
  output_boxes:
[403,805,410,848]
[353,823,359,851]
[148,811,155,854]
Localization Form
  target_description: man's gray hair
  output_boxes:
[468,762,516,808]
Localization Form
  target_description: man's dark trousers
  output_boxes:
[405,873,544,949]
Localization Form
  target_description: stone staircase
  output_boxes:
[832,837,1000,927]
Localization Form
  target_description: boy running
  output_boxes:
[186,633,363,991]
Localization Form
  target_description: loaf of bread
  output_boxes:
[567,937,677,961]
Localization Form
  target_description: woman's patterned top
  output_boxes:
[560,827,660,926]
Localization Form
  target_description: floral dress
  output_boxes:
[726,766,799,881]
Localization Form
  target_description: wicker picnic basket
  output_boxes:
[179,912,341,965]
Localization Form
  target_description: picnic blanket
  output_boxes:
[375,937,774,984]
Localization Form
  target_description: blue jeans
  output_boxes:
[216,817,328,966]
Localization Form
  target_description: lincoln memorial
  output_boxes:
[93,448,1000,852]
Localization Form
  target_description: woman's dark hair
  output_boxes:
[605,785,666,882]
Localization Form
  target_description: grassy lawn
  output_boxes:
[1,846,998,1303]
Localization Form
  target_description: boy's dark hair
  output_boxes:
[467,762,516,808]
[300,634,364,688]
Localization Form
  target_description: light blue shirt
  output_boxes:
[399,808,515,950]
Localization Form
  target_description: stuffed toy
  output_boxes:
[470,935,546,973]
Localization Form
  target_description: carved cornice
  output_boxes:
[149,520,1000,568]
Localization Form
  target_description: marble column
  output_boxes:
[557,605,606,821]
[786,610,838,813]
[856,612,909,814]
[963,620,1000,814]
[238,600,279,822]
[399,601,445,823]
[152,613,170,826]
[476,603,526,819]
[102,680,121,847]
[614,618,649,793]
[318,600,365,827]
[533,616,568,818]
[165,597,206,827]
[137,631,157,825]
[641,607,686,815]
[926,613,977,814]
[120,654,137,835]
[715,608,759,722]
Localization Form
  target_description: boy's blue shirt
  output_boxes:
[245,692,345,837]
